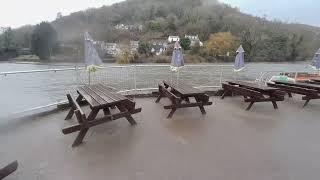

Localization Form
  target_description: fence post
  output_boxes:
[219,66,223,87]
[75,66,79,87]
[133,65,137,96]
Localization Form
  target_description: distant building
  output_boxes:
[151,44,167,56]
[115,24,143,31]
[168,36,180,43]
[150,39,168,56]
[104,43,120,55]
[130,41,139,53]
[185,34,203,47]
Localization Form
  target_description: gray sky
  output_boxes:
[220,0,319,27]
[1,0,318,28]
[0,0,123,28]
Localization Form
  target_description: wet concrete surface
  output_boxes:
[1,95,320,180]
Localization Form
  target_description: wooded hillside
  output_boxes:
[2,0,320,62]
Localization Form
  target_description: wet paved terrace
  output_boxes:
[1,95,320,180]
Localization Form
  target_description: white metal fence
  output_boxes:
[2,63,318,117]
[0,64,239,116]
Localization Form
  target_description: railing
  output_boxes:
[0,64,235,117]
[256,69,320,84]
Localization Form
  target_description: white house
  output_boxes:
[168,36,180,43]
[130,41,139,53]
[104,43,120,55]
[115,24,143,31]
[185,34,203,47]
[150,39,168,56]
[185,35,199,41]
[151,44,166,56]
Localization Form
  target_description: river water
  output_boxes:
[0,61,314,118]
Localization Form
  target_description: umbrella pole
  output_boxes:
[177,69,180,85]
[170,69,173,84]
[88,71,91,85]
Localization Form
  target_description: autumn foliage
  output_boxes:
[205,32,238,57]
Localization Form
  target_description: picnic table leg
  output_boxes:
[0,161,18,179]
[246,102,255,111]
[117,105,137,125]
[221,90,227,99]
[195,96,207,115]
[72,128,89,147]
[271,101,278,109]
[167,108,177,119]
[156,86,163,103]
[155,94,163,103]
[65,94,83,120]
[303,99,311,108]
[103,108,111,115]
[72,109,99,147]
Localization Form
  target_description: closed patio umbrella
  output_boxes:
[170,41,184,84]
[234,45,245,72]
[311,48,320,70]
[84,32,103,66]
[171,41,184,71]
[84,32,103,85]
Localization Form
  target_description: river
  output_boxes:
[0,61,314,118]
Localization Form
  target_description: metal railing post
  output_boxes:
[219,66,223,87]
[133,65,137,96]
[75,65,79,87]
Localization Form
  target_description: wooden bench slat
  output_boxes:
[268,83,319,96]
[159,84,181,102]
[77,87,100,108]
[81,86,108,108]
[273,80,320,92]
[222,83,264,99]
[228,81,278,93]
[163,81,203,96]
[89,86,119,104]
[94,84,126,102]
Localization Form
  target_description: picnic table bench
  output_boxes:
[155,81,213,118]
[221,81,285,110]
[0,161,18,179]
[63,84,142,147]
[267,80,320,107]
[299,79,320,85]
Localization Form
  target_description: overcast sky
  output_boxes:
[0,0,319,28]
[0,0,123,28]
[220,0,319,27]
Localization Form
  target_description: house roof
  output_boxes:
[168,36,179,38]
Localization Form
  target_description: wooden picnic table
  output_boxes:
[273,80,320,92]
[155,81,213,118]
[222,81,285,110]
[310,79,320,83]
[302,79,320,85]
[268,80,320,107]
[0,161,18,179]
[63,84,142,147]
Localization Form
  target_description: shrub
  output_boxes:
[115,49,134,64]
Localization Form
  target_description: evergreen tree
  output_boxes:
[31,22,58,60]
